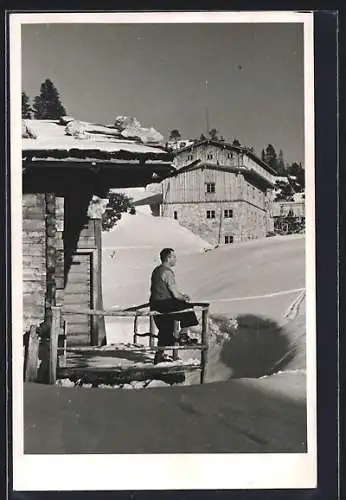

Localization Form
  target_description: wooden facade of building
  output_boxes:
[22,119,175,350]
[161,140,276,245]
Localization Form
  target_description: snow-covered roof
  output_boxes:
[22,119,174,164]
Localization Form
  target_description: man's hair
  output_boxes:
[160,248,174,262]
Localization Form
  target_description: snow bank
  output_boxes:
[102,212,212,252]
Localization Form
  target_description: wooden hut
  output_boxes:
[22,118,175,349]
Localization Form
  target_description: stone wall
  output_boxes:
[162,201,267,245]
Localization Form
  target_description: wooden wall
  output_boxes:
[22,194,46,331]
[174,144,242,170]
[55,197,65,306]
[173,143,275,187]
[161,168,274,244]
[162,167,266,210]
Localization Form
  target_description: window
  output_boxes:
[206,182,215,193]
[207,153,213,160]
[173,211,178,220]
[227,152,233,159]
[224,209,233,218]
[206,210,216,219]
[187,154,194,161]
[225,235,234,244]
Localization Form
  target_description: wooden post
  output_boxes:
[173,320,179,360]
[24,325,40,382]
[200,307,209,384]
[59,320,68,368]
[45,193,57,324]
[149,316,155,348]
[92,217,106,345]
[49,306,61,384]
[133,315,138,344]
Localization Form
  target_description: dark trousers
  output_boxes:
[150,299,199,347]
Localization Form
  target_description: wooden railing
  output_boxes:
[45,302,210,386]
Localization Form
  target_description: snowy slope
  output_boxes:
[101,213,306,382]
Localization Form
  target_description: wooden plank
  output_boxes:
[49,306,61,384]
[22,235,46,245]
[55,277,65,289]
[23,267,46,278]
[23,310,44,322]
[23,282,46,294]
[22,230,46,239]
[62,314,91,324]
[62,306,209,317]
[22,244,46,256]
[79,225,95,237]
[149,316,155,348]
[22,206,46,218]
[200,308,209,384]
[62,297,90,307]
[22,255,45,267]
[22,219,45,231]
[57,363,201,385]
[65,323,90,335]
[133,315,139,344]
[24,325,40,382]
[78,239,96,249]
[56,289,65,304]
[54,234,64,250]
[66,334,90,346]
[63,283,90,293]
[173,321,179,360]
[61,344,207,354]
[69,256,91,267]
[23,193,45,206]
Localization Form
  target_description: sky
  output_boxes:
[21,22,304,164]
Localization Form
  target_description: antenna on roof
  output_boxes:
[205,80,210,135]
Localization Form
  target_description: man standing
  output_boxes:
[149,248,198,364]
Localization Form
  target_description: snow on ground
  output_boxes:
[24,214,308,454]
[101,212,306,385]
[24,372,307,453]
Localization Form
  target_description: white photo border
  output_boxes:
[10,10,316,491]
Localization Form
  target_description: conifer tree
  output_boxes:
[22,91,32,119]
[33,79,67,119]
[277,149,286,175]
[264,144,278,171]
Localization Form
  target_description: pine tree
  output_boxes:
[277,149,286,175]
[22,92,32,119]
[33,79,67,119]
[169,129,181,141]
[232,138,241,147]
[287,162,305,192]
[261,149,266,162]
[265,144,278,171]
